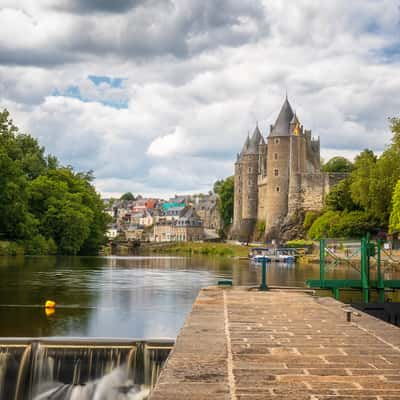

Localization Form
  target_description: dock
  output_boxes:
[150,287,400,400]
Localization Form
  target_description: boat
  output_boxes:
[250,247,297,263]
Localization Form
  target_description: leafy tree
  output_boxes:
[0,148,38,239]
[389,117,400,149]
[120,192,135,201]
[325,178,358,212]
[213,179,224,195]
[389,179,400,233]
[308,211,377,239]
[322,156,353,173]
[215,176,234,227]
[0,109,109,255]
[349,149,377,210]
[303,211,321,231]
[368,146,400,224]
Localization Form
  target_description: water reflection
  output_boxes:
[0,255,395,338]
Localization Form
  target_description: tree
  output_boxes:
[322,157,354,173]
[0,109,109,255]
[215,176,234,227]
[120,192,135,201]
[213,179,224,194]
[350,149,377,210]
[325,178,358,212]
[389,179,400,233]
[389,117,400,149]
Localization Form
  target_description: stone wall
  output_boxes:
[287,172,349,216]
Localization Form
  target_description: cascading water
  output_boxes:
[0,340,172,400]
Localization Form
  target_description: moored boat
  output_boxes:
[250,247,297,263]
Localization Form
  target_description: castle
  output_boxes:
[232,97,345,240]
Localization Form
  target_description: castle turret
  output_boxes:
[233,126,263,240]
[265,97,294,235]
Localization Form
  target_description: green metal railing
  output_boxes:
[307,236,400,303]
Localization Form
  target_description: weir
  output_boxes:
[0,338,173,400]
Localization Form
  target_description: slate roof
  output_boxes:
[269,97,294,137]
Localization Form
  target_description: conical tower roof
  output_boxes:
[269,97,294,137]
[245,125,263,154]
[290,113,299,124]
[239,134,250,157]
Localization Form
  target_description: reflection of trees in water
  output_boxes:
[0,256,101,337]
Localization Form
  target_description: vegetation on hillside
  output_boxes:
[0,109,110,255]
[308,117,400,239]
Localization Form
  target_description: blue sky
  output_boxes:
[0,0,399,197]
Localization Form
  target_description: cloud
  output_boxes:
[53,0,148,14]
[0,0,400,197]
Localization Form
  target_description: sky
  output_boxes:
[1,0,400,198]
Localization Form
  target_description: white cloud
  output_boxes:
[0,0,399,197]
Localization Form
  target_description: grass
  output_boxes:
[147,242,250,257]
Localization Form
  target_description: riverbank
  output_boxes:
[0,241,24,256]
[144,241,250,257]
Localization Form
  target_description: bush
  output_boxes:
[286,239,314,248]
[0,241,24,256]
[308,211,378,239]
[23,235,58,255]
[303,211,320,231]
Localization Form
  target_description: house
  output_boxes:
[106,225,119,239]
[152,207,204,242]
[194,194,222,230]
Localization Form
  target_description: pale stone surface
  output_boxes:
[150,287,400,400]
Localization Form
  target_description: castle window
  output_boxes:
[274,169,279,176]
[274,138,280,144]
[248,167,252,173]
[276,187,280,192]
[274,153,278,160]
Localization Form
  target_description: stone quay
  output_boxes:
[150,286,400,400]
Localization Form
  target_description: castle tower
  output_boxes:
[265,97,294,235]
[233,126,263,240]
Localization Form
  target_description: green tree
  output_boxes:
[0,109,109,255]
[0,148,38,239]
[389,179,400,233]
[350,149,377,210]
[215,176,234,227]
[120,192,135,201]
[389,117,400,149]
[325,178,358,212]
[322,156,353,173]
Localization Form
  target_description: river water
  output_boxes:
[0,254,375,339]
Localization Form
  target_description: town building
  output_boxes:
[232,97,346,240]
[152,207,204,242]
[194,194,222,231]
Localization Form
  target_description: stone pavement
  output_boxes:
[150,287,400,400]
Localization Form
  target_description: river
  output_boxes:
[0,254,373,339]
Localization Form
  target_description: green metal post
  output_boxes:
[332,287,339,300]
[361,237,369,303]
[320,239,326,288]
[260,257,268,291]
[377,239,384,303]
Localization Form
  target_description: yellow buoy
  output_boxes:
[45,300,56,309]
[45,308,55,317]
